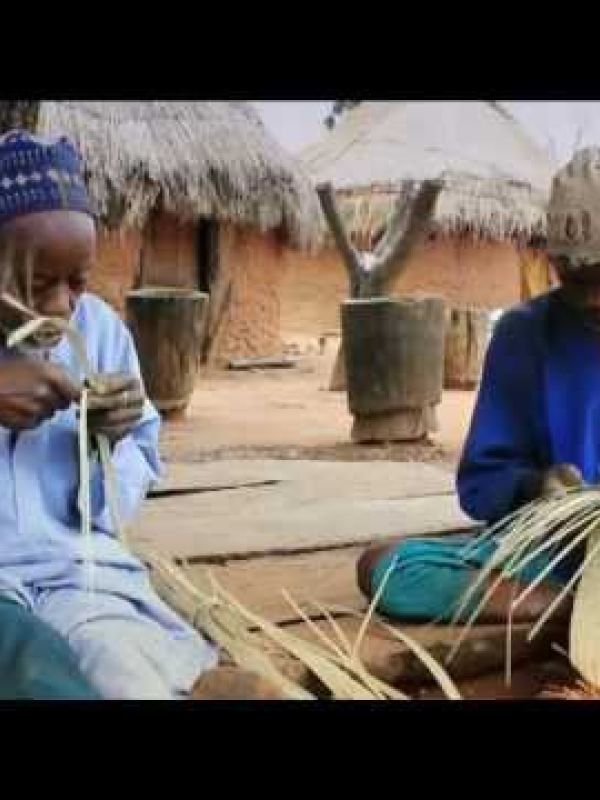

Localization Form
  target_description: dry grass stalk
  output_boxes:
[5,306,116,593]
[447,488,600,690]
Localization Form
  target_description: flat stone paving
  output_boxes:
[132,460,476,558]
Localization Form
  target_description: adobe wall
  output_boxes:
[280,239,527,338]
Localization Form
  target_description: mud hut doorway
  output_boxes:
[140,211,217,293]
[138,212,220,366]
[196,218,219,295]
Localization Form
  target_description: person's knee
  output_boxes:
[358,537,471,622]
[0,598,99,699]
[95,669,171,700]
[357,547,380,597]
[72,632,172,700]
[356,541,401,597]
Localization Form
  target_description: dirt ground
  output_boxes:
[160,336,476,467]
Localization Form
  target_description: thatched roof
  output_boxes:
[301,102,555,248]
[35,102,321,249]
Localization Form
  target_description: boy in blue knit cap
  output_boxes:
[0,130,219,699]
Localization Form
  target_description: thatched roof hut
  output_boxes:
[34,102,321,249]
[279,102,557,338]
[0,101,324,364]
[300,102,554,248]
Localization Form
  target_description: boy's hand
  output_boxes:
[0,358,80,430]
[85,372,145,444]
[540,463,584,498]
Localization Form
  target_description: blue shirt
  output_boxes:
[457,289,600,524]
[0,293,162,572]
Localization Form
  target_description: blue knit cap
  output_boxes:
[0,130,94,228]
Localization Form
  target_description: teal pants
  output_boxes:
[370,534,583,622]
[0,597,100,700]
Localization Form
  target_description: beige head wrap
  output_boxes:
[547,147,600,269]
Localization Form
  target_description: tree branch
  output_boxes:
[316,182,363,296]
[372,186,413,262]
[367,180,442,296]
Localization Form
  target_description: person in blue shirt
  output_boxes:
[357,148,600,627]
[0,130,222,699]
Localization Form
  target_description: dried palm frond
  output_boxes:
[146,550,464,700]
[446,487,600,690]
[5,307,109,593]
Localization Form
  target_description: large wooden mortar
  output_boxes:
[341,295,446,442]
[126,287,209,416]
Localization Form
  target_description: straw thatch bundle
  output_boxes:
[25,102,322,249]
[301,102,554,248]
[145,548,462,700]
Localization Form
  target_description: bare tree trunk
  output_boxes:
[316,183,363,298]
[316,180,442,402]
[316,180,441,298]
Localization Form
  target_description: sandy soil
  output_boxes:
[160,336,476,466]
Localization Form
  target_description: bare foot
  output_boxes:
[190,666,287,700]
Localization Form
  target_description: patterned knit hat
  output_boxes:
[547,147,600,268]
[0,129,94,228]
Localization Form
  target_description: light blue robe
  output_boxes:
[0,293,217,698]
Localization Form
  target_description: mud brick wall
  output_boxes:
[93,218,291,366]
[279,239,533,338]
[91,228,143,315]
[206,223,289,365]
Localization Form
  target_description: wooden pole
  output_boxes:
[519,249,552,301]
